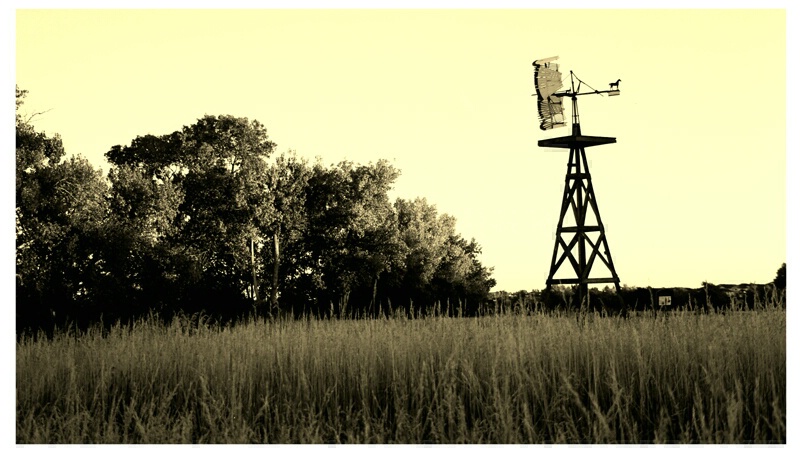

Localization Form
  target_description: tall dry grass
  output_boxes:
[16,306,785,443]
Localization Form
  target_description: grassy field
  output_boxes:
[16,307,785,444]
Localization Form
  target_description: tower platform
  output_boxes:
[538,134,616,149]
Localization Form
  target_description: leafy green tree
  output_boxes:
[17,87,496,325]
[303,160,405,317]
[260,152,313,314]
[386,197,495,315]
[344,160,406,314]
[773,263,786,290]
[16,87,109,330]
[16,87,65,183]
[391,197,455,305]
[105,115,276,315]
[434,235,496,314]
[100,164,185,315]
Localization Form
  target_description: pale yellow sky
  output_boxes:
[14,8,787,291]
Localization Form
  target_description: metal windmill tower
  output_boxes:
[532,56,622,305]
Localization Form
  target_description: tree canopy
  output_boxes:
[16,89,497,333]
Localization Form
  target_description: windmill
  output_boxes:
[533,56,622,307]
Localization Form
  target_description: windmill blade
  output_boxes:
[533,57,563,98]
[538,95,566,131]
[533,56,566,130]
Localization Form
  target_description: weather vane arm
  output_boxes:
[553,89,619,97]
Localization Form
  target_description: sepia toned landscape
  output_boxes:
[15,8,786,445]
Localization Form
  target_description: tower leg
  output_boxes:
[546,145,621,307]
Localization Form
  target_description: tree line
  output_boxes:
[491,267,786,316]
[16,88,496,333]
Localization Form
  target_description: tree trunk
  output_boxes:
[271,231,280,313]
[250,237,260,305]
[339,290,350,319]
[370,275,378,317]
